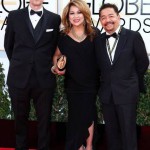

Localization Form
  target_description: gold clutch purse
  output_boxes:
[57,55,67,71]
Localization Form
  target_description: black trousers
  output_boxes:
[8,70,55,150]
[102,102,137,150]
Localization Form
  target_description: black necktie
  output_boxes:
[30,9,42,17]
[106,32,118,39]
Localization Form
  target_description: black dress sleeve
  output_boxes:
[58,32,65,54]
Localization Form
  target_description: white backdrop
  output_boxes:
[57,0,150,55]
[0,0,150,52]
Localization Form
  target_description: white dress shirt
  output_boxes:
[106,26,121,64]
[28,6,43,29]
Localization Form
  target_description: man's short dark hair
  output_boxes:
[99,3,119,17]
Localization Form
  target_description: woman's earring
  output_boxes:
[69,21,72,28]
[83,20,86,26]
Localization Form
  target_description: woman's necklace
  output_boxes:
[71,28,86,42]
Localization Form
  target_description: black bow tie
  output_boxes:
[30,9,42,17]
[106,32,118,39]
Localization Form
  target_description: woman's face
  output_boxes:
[69,5,85,27]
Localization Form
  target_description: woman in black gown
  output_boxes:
[52,0,100,150]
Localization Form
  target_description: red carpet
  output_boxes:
[0,149,15,150]
[0,149,35,150]
[138,126,150,150]
[0,120,150,150]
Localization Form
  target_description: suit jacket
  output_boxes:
[4,7,61,89]
[95,27,149,104]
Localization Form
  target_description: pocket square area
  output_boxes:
[46,29,54,32]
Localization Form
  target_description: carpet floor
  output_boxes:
[0,120,150,150]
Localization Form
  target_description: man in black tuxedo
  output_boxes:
[95,3,149,150]
[4,0,60,149]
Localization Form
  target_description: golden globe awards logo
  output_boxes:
[0,0,150,32]
[0,0,23,30]
[86,0,150,53]
[87,0,150,33]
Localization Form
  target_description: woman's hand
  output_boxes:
[51,65,66,75]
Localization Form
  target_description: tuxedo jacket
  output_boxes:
[4,7,61,89]
[95,27,149,104]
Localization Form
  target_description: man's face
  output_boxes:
[100,8,120,34]
[29,0,44,8]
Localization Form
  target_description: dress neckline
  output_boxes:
[66,34,88,44]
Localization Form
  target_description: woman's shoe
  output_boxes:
[85,146,93,150]
[79,145,85,150]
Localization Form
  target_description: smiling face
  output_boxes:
[29,0,44,9]
[100,7,120,34]
[68,5,85,27]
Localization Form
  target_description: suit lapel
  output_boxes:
[35,8,48,44]
[23,7,34,40]
[113,28,127,65]
[23,7,48,44]
[101,34,112,66]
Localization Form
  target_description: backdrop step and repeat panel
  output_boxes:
[0,0,150,52]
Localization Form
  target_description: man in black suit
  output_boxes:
[4,0,61,149]
[95,3,149,150]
